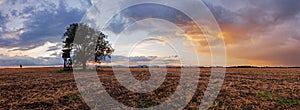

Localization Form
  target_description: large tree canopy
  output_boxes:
[63,23,114,69]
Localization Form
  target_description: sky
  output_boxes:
[0,0,300,67]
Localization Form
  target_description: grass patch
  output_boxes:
[73,69,96,73]
[55,69,73,73]
[255,91,278,101]
[67,94,81,101]
[256,91,300,108]
[59,94,81,106]
[137,99,159,107]
[56,69,99,73]
[213,100,223,108]
[45,100,54,104]
[275,98,300,108]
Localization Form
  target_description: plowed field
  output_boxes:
[0,68,299,109]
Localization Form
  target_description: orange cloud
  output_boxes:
[171,11,300,66]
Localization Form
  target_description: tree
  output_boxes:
[62,23,114,70]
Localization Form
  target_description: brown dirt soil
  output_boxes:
[0,67,299,109]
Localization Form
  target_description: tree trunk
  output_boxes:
[63,58,67,70]
[82,62,87,70]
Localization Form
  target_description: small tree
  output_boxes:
[63,23,114,70]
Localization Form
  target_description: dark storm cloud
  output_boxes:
[106,3,190,34]
[6,0,19,5]
[17,2,85,50]
[205,0,300,26]
[0,0,91,66]
[264,0,300,21]
[0,12,8,29]
[22,6,35,14]
[0,0,89,50]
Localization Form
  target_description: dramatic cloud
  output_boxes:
[0,0,91,67]
[104,0,300,66]
[106,3,190,34]
[0,0,90,50]
[0,12,8,28]
[204,0,300,66]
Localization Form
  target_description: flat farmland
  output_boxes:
[0,68,299,109]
